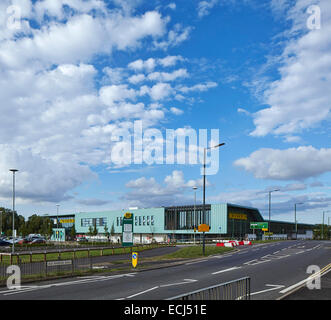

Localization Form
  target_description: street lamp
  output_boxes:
[9,169,18,254]
[202,142,225,255]
[294,202,303,240]
[268,189,279,238]
[192,186,198,245]
[56,204,60,241]
[322,210,331,240]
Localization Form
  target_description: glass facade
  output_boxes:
[164,205,211,230]
[227,204,264,239]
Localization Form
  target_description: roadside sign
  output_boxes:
[132,252,138,268]
[47,260,72,267]
[250,222,268,230]
[198,224,210,232]
[122,212,134,247]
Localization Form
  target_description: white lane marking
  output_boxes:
[212,266,241,275]
[4,288,45,296]
[0,273,138,296]
[126,286,159,299]
[295,251,305,254]
[279,268,328,295]
[246,259,271,266]
[185,259,208,265]
[250,284,285,296]
[160,279,197,287]
[211,253,234,259]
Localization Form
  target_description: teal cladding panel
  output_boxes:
[210,203,228,234]
[75,208,165,234]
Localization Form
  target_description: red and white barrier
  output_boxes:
[216,240,252,247]
[216,242,235,247]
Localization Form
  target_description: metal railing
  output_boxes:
[168,277,250,300]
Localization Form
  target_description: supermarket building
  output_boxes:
[45,203,315,242]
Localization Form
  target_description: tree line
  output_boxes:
[0,207,53,238]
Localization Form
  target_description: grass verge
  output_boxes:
[156,245,234,260]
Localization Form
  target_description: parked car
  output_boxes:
[0,239,10,246]
[17,237,30,245]
[30,238,46,244]
[76,237,87,242]
[4,237,21,244]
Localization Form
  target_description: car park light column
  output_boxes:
[294,202,303,240]
[56,204,60,241]
[322,210,330,240]
[268,189,279,239]
[202,143,225,256]
[9,169,18,254]
[193,186,198,245]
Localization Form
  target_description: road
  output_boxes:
[0,240,330,300]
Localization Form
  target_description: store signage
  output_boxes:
[122,213,134,247]
[229,213,247,220]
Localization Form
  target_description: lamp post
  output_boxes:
[322,210,330,240]
[193,186,197,245]
[268,189,279,239]
[9,169,18,254]
[294,202,303,240]
[202,143,225,255]
[56,204,60,241]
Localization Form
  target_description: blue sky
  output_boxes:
[0,0,330,225]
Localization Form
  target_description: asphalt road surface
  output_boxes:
[0,240,330,300]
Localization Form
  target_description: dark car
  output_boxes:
[0,239,10,246]
[30,238,46,244]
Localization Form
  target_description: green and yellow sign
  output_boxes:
[250,222,268,230]
[122,212,134,247]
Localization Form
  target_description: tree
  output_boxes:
[70,225,76,240]
[110,222,115,237]
[92,220,98,236]
[0,207,26,236]
[88,226,93,236]
[104,225,110,242]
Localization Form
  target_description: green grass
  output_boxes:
[251,239,285,244]
[159,245,234,260]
